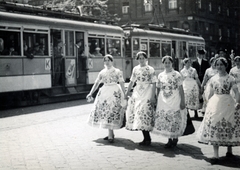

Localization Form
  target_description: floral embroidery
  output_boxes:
[158,71,182,98]
[211,75,234,95]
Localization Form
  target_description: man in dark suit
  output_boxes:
[192,49,210,83]
[192,49,210,119]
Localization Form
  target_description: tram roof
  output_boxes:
[124,27,205,43]
[0,11,123,35]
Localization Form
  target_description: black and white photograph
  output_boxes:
[0,0,240,169]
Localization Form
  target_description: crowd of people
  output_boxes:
[86,49,240,165]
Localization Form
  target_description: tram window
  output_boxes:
[161,43,171,57]
[0,31,20,56]
[189,45,197,60]
[65,31,74,57]
[76,32,85,57]
[133,38,139,51]
[140,42,148,55]
[107,39,121,57]
[88,37,105,57]
[150,42,160,57]
[23,33,48,56]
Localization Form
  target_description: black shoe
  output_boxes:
[164,139,173,148]
[210,158,219,165]
[139,140,151,146]
[172,138,178,147]
[226,152,234,157]
[103,135,115,140]
[108,138,114,143]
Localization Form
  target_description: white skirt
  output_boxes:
[182,78,200,110]
[125,83,155,131]
[197,94,240,146]
[87,84,125,129]
[152,90,187,138]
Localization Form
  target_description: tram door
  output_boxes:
[50,29,64,87]
[75,32,87,84]
[178,41,187,70]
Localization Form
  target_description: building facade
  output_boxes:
[108,0,240,57]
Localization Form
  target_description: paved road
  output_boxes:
[0,100,239,170]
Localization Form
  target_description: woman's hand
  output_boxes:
[150,95,156,106]
[235,103,240,110]
[180,100,186,110]
[86,94,94,102]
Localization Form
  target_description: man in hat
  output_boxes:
[218,48,232,73]
[192,49,210,83]
[192,49,210,119]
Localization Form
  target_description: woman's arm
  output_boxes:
[86,82,100,99]
[150,82,156,103]
[125,81,134,99]
[179,85,186,110]
[119,81,126,99]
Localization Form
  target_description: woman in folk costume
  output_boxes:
[180,58,201,115]
[201,57,218,113]
[125,51,157,146]
[197,57,240,164]
[230,56,240,99]
[152,56,187,148]
[86,54,126,143]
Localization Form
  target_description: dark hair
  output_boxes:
[234,56,240,62]
[136,51,148,60]
[182,58,190,64]
[103,54,113,62]
[162,55,173,63]
[215,57,228,68]
[209,57,215,64]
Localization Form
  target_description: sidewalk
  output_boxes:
[0,100,239,170]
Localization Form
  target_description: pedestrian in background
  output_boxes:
[180,58,201,118]
[230,56,240,99]
[200,57,218,113]
[152,55,187,148]
[125,51,157,146]
[197,57,240,164]
[86,54,126,143]
[192,49,210,118]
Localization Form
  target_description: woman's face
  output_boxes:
[235,59,240,67]
[215,60,226,72]
[185,60,191,67]
[163,58,173,69]
[104,57,113,67]
[137,55,147,65]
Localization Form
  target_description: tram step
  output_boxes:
[50,91,89,97]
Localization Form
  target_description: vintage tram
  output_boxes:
[0,2,205,108]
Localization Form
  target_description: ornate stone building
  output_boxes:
[108,0,240,56]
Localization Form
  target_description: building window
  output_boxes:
[218,5,221,14]
[144,0,153,12]
[169,0,177,9]
[219,27,222,37]
[197,0,201,9]
[209,2,212,12]
[122,2,129,14]
[227,28,230,38]
[122,6,129,14]
[227,8,229,16]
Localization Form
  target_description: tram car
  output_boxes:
[0,2,205,108]
[0,2,124,108]
[122,24,205,80]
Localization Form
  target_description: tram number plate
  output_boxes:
[45,58,51,70]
